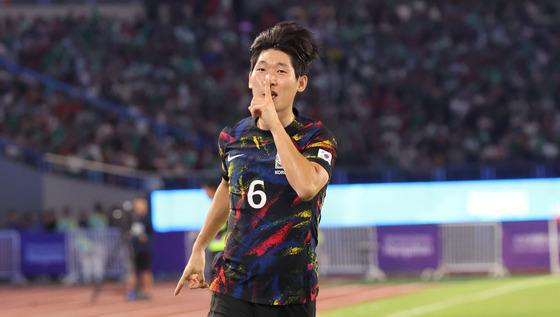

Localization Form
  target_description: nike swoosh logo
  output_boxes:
[227,153,244,162]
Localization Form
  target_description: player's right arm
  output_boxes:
[174,178,229,295]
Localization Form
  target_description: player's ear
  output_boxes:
[248,72,252,89]
[297,75,307,92]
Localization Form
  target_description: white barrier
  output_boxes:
[65,227,129,284]
[0,230,23,283]
[319,226,385,280]
[3,221,558,283]
[435,223,508,278]
[549,219,560,275]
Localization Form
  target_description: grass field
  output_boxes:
[1,274,557,316]
[321,275,560,317]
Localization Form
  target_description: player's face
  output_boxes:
[249,49,307,115]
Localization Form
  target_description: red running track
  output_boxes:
[0,281,428,316]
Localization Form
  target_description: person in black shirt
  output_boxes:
[126,198,154,301]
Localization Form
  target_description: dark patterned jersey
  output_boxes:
[209,110,337,305]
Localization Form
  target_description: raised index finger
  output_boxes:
[264,74,272,100]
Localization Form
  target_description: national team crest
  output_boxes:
[275,154,285,174]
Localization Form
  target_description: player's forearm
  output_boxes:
[192,179,230,252]
[270,123,328,201]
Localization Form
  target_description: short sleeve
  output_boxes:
[302,125,337,178]
[218,126,231,181]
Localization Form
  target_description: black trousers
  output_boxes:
[208,291,316,317]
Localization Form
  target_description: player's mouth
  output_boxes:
[264,92,278,99]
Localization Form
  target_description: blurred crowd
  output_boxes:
[1,0,560,176]
[4,201,116,232]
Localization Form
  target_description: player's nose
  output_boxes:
[266,73,277,85]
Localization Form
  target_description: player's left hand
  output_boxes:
[249,75,280,130]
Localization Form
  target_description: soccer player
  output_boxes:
[174,21,337,317]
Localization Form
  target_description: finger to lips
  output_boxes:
[264,75,271,99]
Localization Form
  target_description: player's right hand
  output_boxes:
[249,75,281,131]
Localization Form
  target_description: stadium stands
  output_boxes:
[1,1,559,182]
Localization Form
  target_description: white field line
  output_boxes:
[385,276,560,317]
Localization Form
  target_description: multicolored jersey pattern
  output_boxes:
[210,110,337,305]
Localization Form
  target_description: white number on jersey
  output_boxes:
[248,180,266,209]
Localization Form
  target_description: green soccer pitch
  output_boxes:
[321,275,560,317]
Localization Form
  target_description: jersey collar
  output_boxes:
[253,108,301,136]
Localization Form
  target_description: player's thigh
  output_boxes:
[208,292,315,317]
[208,292,253,317]
[254,299,316,317]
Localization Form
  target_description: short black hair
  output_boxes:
[250,21,319,78]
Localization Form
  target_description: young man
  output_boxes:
[175,21,337,317]
[127,198,154,300]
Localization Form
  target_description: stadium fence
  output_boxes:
[435,222,508,278]
[64,228,129,284]
[0,230,23,283]
[2,221,558,285]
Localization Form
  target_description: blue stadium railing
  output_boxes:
[3,134,560,191]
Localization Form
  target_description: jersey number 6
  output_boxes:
[248,180,267,209]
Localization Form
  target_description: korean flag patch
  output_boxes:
[318,149,332,165]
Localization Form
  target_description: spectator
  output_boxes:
[42,208,58,232]
[77,208,89,228]
[88,202,109,229]
[22,210,45,233]
[56,206,78,232]
[6,209,23,231]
